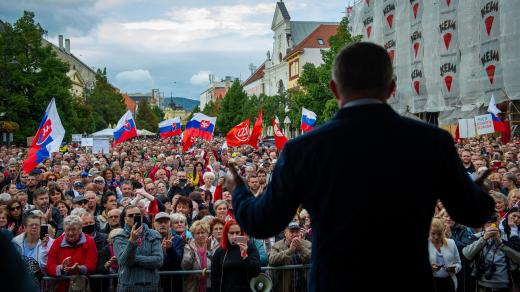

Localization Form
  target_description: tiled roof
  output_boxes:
[290,21,338,45]
[286,24,339,59]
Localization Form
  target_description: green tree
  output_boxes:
[86,73,126,131]
[152,105,164,121]
[136,98,158,132]
[0,11,84,143]
[289,17,361,125]
[217,80,250,133]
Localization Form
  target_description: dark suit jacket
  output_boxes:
[232,104,494,292]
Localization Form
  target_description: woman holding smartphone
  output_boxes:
[211,220,260,292]
[428,218,461,292]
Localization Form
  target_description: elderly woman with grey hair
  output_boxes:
[214,199,232,222]
[171,212,193,241]
[46,215,98,292]
[112,205,163,292]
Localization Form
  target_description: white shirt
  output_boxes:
[342,98,384,108]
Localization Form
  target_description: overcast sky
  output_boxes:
[0,0,352,100]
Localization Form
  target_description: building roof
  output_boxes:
[286,24,339,59]
[243,62,266,87]
[277,1,291,21]
[290,21,338,46]
[42,39,98,77]
[123,93,137,113]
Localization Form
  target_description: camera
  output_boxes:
[484,263,496,280]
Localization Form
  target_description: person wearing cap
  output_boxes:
[80,171,92,186]
[269,222,311,292]
[155,212,184,283]
[72,195,88,210]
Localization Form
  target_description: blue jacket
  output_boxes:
[232,104,495,292]
[112,224,164,288]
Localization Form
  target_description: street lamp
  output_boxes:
[170,81,176,109]
[284,116,291,138]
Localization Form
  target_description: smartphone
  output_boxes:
[230,236,247,245]
[134,214,142,229]
[40,225,49,240]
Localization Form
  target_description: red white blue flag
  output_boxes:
[300,107,317,133]
[113,111,137,146]
[159,118,181,138]
[23,98,65,174]
[182,113,216,151]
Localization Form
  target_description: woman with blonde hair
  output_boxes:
[508,189,520,209]
[181,220,212,292]
[428,217,461,292]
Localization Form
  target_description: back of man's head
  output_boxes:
[333,42,393,101]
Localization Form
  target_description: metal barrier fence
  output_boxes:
[41,264,311,292]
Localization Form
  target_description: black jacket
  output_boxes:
[211,242,260,292]
[232,104,495,292]
[160,235,184,271]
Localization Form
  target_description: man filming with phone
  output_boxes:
[168,171,194,199]
[112,204,163,291]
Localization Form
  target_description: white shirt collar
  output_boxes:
[342,98,384,109]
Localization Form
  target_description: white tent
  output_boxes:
[137,129,156,136]
[90,128,114,138]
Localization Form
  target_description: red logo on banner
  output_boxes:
[366,26,372,38]
[447,0,451,6]
[413,42,420,58]
[485,16,494,36]
[443,33,452,50]
[386,14,394,29]
[200,120,210,129]
[486,65,496,85]
[388,50,395,64]
[365,0,370,6]
[413,80,420,95]
[413,3,419,19]
[444,76,453,92]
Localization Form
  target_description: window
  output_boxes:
[317,38,324,45]
[279,52,283,63]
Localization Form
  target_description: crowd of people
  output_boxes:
[2,134,520,291]
[0,137,311,292]
[430,138,520,292]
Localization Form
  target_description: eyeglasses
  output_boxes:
[94,181,104,184]
[109,215,119,219]
[126,213,139,218]
[9,206,21,211]
[48,178,57,181]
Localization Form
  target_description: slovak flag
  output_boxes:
[23,98,65,174]
[487,95,505,132]
[300,107,317,133]
[159,118,181,138]
[113,110,138,146]
[182,113,217,151]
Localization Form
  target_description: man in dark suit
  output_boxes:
[228,42,494,291]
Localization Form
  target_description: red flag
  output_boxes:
[272,118,288,151]
[249,111,263,148]
[501,120,511,144]
[182,132,196,152]
[226,118,251,147]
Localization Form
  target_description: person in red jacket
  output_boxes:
[47,214,97,291]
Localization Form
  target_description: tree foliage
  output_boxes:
[86,71,126,131]
[136,98,159,132]
[0,11,84,142]
[289,17,361,125]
